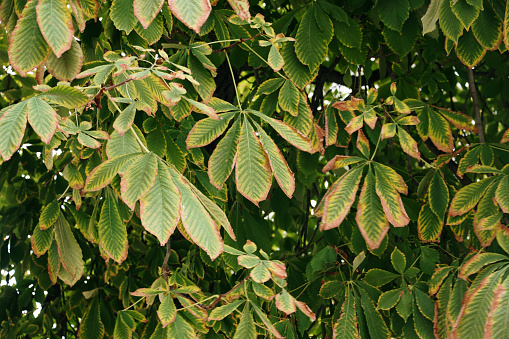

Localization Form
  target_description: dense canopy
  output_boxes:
[1,0,509,338]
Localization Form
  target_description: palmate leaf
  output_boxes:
[98,189,128,264]
[275,288,296,314]
[278,79,300,116]
[235,117,272,205]
[356,168,389,250]
[168,166,224,260]
[255,122,295,198]
[36,0,74,57]
[281,41,318,90]
[458,253,509,280]
[428,170,449,217]
[186,112,236,148]
[397,125,420,160]
[39,86,89,109]
[451,0,480,29]
[120,152,158,210]
[484,277,509,339]
[78,298,104,339]
[321,165,364,231]
[27,97,59,144]
[110,0,137,34]
[0,100,28,161]
[208,118,241,189]
[456,29,486,67]
[333,287,358,339]
[208,300,245,321]
[134,13,163,45]
[472,4,502,50]
[373,162,410,228]
[85,153,142,192]
[295,5,327,73]
[495,176,509,213]
[8,0,50,76]
[113,103,137,136]
[133,0,164,29]
[46,39,84,81]
[428,107,454,152]
[359,288,390,339]
[157,294,177,327]
[39,200,60,230]
[140,160,181,245]
[448,176,500,216]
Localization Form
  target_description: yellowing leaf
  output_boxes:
[85,153,141,192]
[110,0,137,34]
[46,39,84,81]
[397,126,420,160]
[157,294,177,327]
[140,160,181,245]
[113,103,137,136]
[168,0,212,33]
[120,152,158,210]
[134,0,164,29]
[418,203,444,242]
[235,117,272,205]
[322,155,366,173]
[356,130,370,158]
[98,189,128,264]
[233,305,256,339]
[278,79,299,116]
[27,97,59,144]
[36,0,74,57]
[494,176,509,213]
[78,298,105,339]
[186,112,235,148]
[428,108,454,153]
[334,288,358,339]
[275,289,296,315]
[448,176,499,217]
[295,5,327,73]
[208,118,241,188]
[428,171,449,218]
[54,212,83,285]
[31,225,54,257]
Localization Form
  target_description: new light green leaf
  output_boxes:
[54,212,83,283]
[168,167,224,260]
[208,118,241,188]
[186,112,235,148]
[39,86,89,109]
[121,152,158,210]
[47,39,84,81]
[110,0,137,34]
[8,0,50,76]
[235,117,272,206]
[0,101,28,161]
[36,0,74,57]
[27,97,59,144]
[78,298,104,339]
[85,153,142,191]
[113,103,137,136]
[98,189,128,264]
[133,0,164,28]
[256,123,295,198]
[157,294,177,327]
[295,5,327,73]
[168,0,212,33]
[140,160,181,245]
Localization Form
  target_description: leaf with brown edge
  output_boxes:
[120,152,158,210]
[428,170,449,218]
[373,162,410,228]
[265,260,287,279]
[98,188,128,264]
[208,118,241,189]
[0,100,28,161]
[418,203,444,242]
[186,112,235,149]
[322,155,366,173]
[320,165,364,231]
[235,117,272,206]
[397,126,420,160]
[275,289,296,315]
[31,225,54,257]
[345,114,364,135]
[495,176,509,213]
[278,79,300,116]
[356,168,389,250]
[428,108,454,153]
[27,97,59,144]
[438,107,477,132]
[429,266,454,296]
[46,39,84,82]
[501,128,509,143]
[168,0,212,33]
[85,153,142,192]
[458,253,508,280]
[356,130,370,158]
[295,301,316,321]
[255,123,295,198]
[134,0,164,29]
[484,278,509,339]
[333,287,358,339]
[448,176,499,217]
[381,123,396,140]
[36,0,74,57]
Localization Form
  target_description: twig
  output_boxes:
[204,275,250,309]
[295,190,311,252]
[162,240,172,283]
[467,67,485,143]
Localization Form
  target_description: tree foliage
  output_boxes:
[0,0,509,338]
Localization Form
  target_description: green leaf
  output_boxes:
[188,53,215,102]
[54,212,83,284]
[391,247,407,274]
[439,0,464,43]
[31,225,54,257]
[186,112,235,148]
[295,5,327,73]
[39,86,89,109]
[0,101,28,161]
[320,165,364,231]
[484,277,509,338]
[133,0,164,29]
[377,0,410,33]
[252,281,274,300]
[47,39,84,81]
[78,298,104,339]
[278,80,300,116]
[98,189,128,264]
[113,103,137,136]
[418,203,444,242]
[414,288,435,321]
[396,289,413,322]
[378,288,405,310]
[209,300,245,321]
[397,125,420,160]
[282,41,318,90]
[251,302,284,338]
[334,17,362,50]
[256,78,285,96]
[113,312,135,339]
[421,0,442,35]
[356,168,389,250]
[458,252,508,280]
[8,0,50,76]
[27,97,59,144]
[267,44,284,72]
[456,29,486,67]
[168,0,211,33]
[157,294,177,327]
[36,0,73,57]
[448,176,499,216]
[165,313,195,338]
[233,305,256,339]
[250,262,271,283]
[364,269,399,287]
[428,171,449,217]
[256,123,295,198]
[451,0,480,29]
[383,17,419,56]
[208,118,241,189]
[472,4,502,50]
[360,288,390,339]
[168,166,224,260]
[85,154,142,192]
[334,287,358,339]
[235,117,272,205]
[120,152,158,210]
[110,0,137,34]
[39,201,60,230]
[134,13,163,45]
[140,160,181,245]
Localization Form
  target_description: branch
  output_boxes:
[212,33,263,53]
[162,240,172,283]
[467,67,485,143]
[204,276,250,309]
